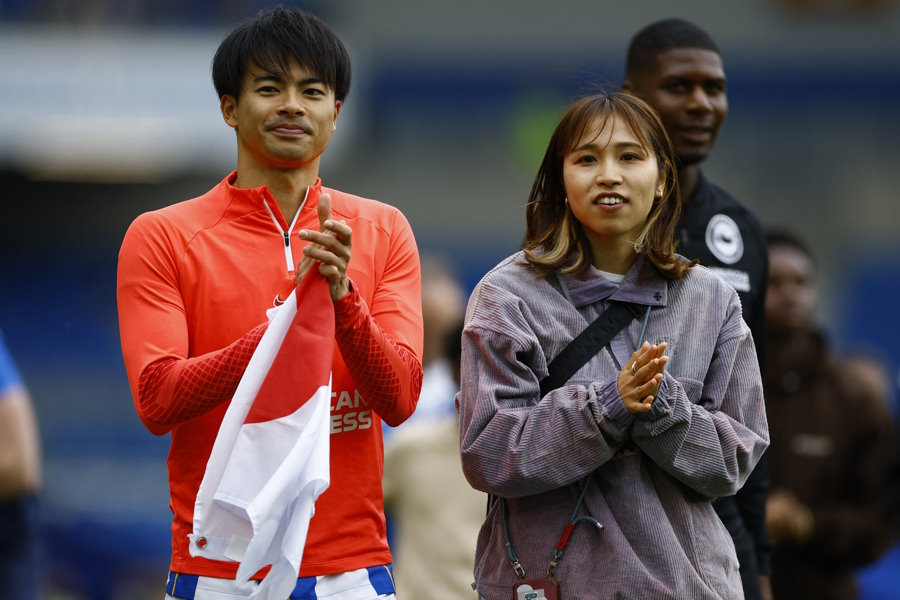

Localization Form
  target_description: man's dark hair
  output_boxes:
[625,18,720,77]
[212,6,351,102]
[765,227,817,266]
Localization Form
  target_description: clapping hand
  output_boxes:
[295,193,352,301]
[618,341,668,414]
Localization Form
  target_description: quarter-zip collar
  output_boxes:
[558,255,668,308]
[222,170,324,273]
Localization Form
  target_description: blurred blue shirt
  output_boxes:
[0,329,24,395]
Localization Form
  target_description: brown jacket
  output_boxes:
[765,330,894,600]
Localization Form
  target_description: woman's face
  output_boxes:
[562,115,663,248]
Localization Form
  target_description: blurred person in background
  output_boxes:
[116,7,422,599]
[380,256,466,577]
[458,91,768,599]
[763,228,893,600]
[385,255,466,435]
[623,18,773,600]
[383,321,483,599]
[0,329,42,599]
[841,349,900,600]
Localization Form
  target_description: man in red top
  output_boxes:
[116,7,423,599]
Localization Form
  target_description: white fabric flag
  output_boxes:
[188,273,334,599]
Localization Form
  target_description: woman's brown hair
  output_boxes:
[523,91,693,280]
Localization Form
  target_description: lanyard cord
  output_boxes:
[500,498,526,578]
[547,472,602,578]
[500,472,602,580]
[637,305,652,347]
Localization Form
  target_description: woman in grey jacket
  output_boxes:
[458,92,768,600]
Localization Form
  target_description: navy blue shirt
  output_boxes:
[675,174,768,372]
[0,330,24,394]
[675,174,773,595]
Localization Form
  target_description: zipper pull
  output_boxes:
[283,232,290,247]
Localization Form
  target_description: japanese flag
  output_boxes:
[188,272,334,599]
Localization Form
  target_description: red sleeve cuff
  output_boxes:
[334,279,364,330]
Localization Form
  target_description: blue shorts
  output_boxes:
[165,564,395,599]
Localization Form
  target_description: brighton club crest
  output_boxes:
[705,214,743,265]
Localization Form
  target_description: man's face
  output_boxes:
[765,244,817,334]
[627,48,727,166]
[220,60,341,171]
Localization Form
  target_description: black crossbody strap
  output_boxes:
[539,302,642,397]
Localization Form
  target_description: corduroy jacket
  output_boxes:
[458,252,769,600]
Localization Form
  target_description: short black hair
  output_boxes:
[626,18,720,78]
[212,6,351,103]
[765,227,816,265]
